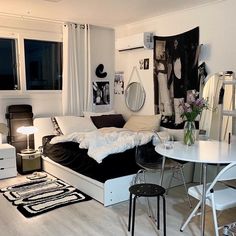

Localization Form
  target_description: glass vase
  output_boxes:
[183,121,196,146]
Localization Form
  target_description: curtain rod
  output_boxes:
[0,12,65,24]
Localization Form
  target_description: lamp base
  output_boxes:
[21,149,36,154]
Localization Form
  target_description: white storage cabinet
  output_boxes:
[0,144,17,179]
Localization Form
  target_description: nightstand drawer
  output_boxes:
[0,157,16,168]
[0,144,17,179]
[0,167,17,179]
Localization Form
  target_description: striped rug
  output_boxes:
[1,177,91,217]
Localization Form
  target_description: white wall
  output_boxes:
[0,16,114,127]
[90,25,115,112]
[114,0,236,120]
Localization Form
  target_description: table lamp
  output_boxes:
[0,123,8,144]
[17,126,38,154]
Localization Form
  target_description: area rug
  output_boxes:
[1,177,91,218]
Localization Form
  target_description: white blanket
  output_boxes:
[50,128,156,163]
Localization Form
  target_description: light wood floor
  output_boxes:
[0,174,235,236]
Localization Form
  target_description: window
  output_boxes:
[0,35,62,92]
[0,38,18,90]
[24,39,62,90]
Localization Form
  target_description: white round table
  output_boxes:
[155,140,236,236]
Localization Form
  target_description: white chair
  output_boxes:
[180,162,236,236]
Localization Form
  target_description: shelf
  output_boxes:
[223,80,236,85]
[219,71,235,141]
[222,110,236,116]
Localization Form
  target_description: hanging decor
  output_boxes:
[93,81,110,105]
[114,71,124,95]
[153,27,200,128]
[95,64,107,78]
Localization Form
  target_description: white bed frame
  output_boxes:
[42,156,135,206]
[34,117,135,206]
[34,116,194,206]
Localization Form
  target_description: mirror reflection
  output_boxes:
[200,71,234,141]
[125,82,146,112]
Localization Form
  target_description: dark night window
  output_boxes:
[24,39,62,90]
[0,38,18,90]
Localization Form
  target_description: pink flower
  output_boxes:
[179,90,208,122]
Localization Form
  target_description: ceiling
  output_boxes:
[0,0,222,28]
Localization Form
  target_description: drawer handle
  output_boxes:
[0,158,4,160]
[0,168,4,170]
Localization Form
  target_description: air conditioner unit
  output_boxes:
[115,32,155,52]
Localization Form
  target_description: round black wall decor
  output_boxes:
[95,64,107,78]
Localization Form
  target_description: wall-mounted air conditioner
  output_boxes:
[115,32,155,52]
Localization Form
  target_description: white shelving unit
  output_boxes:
[219,71,236,141]
[219,71,236,235]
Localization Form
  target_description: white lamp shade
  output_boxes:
[17,126,38,135]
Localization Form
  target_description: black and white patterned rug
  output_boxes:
[1,177,91,218]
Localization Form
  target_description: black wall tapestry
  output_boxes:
[153,27,199,128]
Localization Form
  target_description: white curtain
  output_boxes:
[62,23,91,116]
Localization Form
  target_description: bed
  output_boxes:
[33,114,162,206]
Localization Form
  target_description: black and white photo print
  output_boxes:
[93,81,110,105]
[114,71,124,95]
[144,58,149,70]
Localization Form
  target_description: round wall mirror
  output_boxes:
[125,82,146,112]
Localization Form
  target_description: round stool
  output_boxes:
[128,183,166,236]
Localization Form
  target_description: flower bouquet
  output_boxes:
[179,90,208,145]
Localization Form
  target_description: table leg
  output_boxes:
[180,163,208,234]
[199,163,203,184]
[201,163,207,236]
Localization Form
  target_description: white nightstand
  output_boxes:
[0,144,17,179]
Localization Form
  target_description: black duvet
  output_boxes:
[42,135,143,183]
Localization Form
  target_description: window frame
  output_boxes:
[0,29,63,97]
[0,31,20,92]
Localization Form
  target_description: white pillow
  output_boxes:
[55,116,97,135]
[159,126,184,141]
[124,115,161,132]
[34,117,55,149]
[83,110,115,118]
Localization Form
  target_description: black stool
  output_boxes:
[128,183,166,236]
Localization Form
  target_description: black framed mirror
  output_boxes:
[125,82,146,112]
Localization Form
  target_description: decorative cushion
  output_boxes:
[55,116,97,135]
[83,110,115,118]
[34,117,55,149]
[51,117,63,135]
[90,114,126,128]
[124,115,161,132]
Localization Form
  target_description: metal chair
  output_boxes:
[180,162,236,236]
[133,140,192,208]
